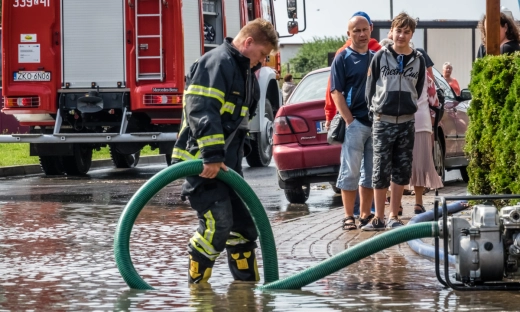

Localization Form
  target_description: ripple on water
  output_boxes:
[2,200,520,310]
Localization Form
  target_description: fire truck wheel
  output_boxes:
[110,147,141,168]
[165,154,172,166]
[246,99,274,167]
[62,144,93,175]
[39,156,65,176]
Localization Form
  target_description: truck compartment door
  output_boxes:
[62,0,125,88]
[182,0,202,74]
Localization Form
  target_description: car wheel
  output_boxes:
[460,166,469,183]
[433,139,445,183]
[329,182,341,194]
[284,183,310,204]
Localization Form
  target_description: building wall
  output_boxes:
[279,44,302,64]
[427,28,475,90]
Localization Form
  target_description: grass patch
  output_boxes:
[0,143,159,167]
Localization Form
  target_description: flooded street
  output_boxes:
[1,163,520,310]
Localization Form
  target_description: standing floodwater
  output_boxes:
[1,164,520,310]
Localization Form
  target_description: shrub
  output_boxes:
[282,36,347,79]
[466,52,520,198]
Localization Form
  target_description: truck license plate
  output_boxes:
[13,71,51,81]
[316,120,327,134]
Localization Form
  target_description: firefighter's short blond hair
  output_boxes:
[237,18,279,52]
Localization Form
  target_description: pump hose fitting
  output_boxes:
[113,159,279,290]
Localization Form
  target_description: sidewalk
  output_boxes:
[0,155,167,178]
[270,182,468,260]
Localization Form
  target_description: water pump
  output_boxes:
[437,195,520,290]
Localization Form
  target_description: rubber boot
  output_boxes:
[226,246,260,282]
[188,253,214,284]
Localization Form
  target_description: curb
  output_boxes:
[0,155,167,178]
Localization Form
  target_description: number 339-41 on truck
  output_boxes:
[1,0,305,176]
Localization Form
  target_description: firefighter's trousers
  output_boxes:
[187,179,259,282]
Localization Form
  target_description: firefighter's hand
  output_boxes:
[200,162,228,179]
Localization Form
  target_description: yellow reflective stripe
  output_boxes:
[185,85,225,105]
[197,134,225,148]
[172,147,196,161]
[203,210,216,243]
[240,106,249,117]
[226,231,250,246]
[190,232,219,260]
[220,102,235,115]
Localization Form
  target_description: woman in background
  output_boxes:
[442,62,460,96]
[477,12,520,58]
[282,74,296,103]
[409,72,444,214]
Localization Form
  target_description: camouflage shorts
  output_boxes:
[372,120,415,189]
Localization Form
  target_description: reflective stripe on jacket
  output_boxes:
[173,38,260,164]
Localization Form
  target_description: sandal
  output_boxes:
[341,216,357,231]
[414,204,426,214]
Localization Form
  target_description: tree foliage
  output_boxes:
[466,52,520,202]
[284,36,347,79]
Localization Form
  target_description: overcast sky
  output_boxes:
[274,0,520,43]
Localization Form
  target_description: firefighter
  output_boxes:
[173,18,278,284]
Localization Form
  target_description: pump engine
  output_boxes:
[444,204,520,285]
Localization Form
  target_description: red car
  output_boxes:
[273,67,470,204]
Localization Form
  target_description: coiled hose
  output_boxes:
[407,201,468,264]
[113,159,279,290]
[257,222,439,290]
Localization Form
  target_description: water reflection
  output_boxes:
[3,167,520,310]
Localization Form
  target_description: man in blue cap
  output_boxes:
[328,12,379,231]
[325,11,380,223]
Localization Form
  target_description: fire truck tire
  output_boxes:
[39,156,65,176]
[246,99,274,167]
[110,147,141,168]
[165,154,172,166]
[62,144,93,175]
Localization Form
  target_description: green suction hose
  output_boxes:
[113,159,279,290]
[257,222,439,290]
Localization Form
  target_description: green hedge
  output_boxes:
[466,52,520,196]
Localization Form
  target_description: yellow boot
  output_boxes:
[226,247,260,282]
[188,254,213,284]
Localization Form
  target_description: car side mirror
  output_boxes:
[287,0,297,18]
[287,21,298,35]
[459,89,472,101]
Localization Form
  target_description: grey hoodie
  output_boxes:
[282,81,296,103]
[366,45,425,118]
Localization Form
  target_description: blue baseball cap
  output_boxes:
[352,11,372,25]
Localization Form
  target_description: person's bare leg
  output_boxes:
[414,186,425,206]
[389,182,405,218]
[359,186,373,219]
[374,188,387,221]
[341,189,357,217]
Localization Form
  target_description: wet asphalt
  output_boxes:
[1,161,520,311]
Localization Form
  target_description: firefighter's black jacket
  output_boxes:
[173,38,260,188]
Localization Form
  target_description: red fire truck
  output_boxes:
[1,0,303,175]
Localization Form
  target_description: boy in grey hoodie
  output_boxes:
[362,12,425,231]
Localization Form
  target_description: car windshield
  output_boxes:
[287,70,330,104]
[432,67,455,100]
